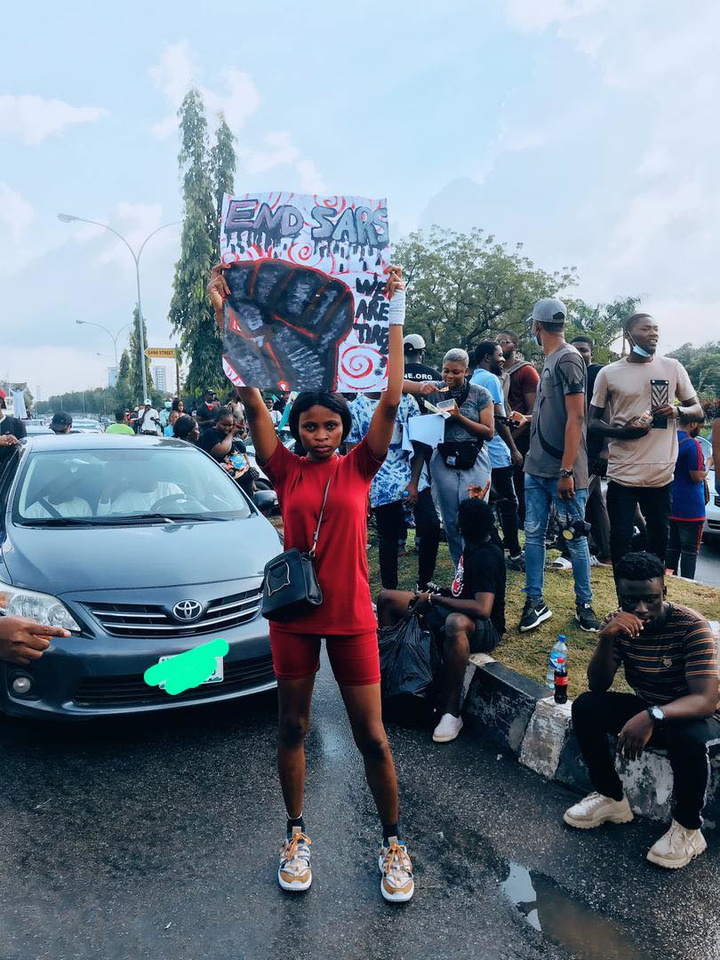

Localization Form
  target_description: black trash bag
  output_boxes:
[379,613,442,727]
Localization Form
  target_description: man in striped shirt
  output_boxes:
[564,551,720,868]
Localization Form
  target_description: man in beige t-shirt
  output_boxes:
[589,313,701,567]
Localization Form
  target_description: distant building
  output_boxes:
[152,365,167,393]
[107,367,117,388]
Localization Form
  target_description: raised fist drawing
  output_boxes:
[222,260,355,392]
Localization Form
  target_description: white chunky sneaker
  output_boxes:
[646,820,707,869]
[278,826,312,891]
[432,713,464,743]
[563,792,634,829]
[379,837,414,902]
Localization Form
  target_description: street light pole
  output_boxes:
[59,214,180,403]
[75,319,132,369]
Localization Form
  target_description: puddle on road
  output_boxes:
[502,862,643,960]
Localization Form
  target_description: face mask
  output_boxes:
[165,401,171,409]
[628,337,652,358]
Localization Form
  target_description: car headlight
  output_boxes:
[0,581,81,632]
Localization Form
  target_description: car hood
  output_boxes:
[1,514,281,595]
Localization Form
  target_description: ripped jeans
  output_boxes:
[524,473,592,606]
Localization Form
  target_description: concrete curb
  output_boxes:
[462,646,720,830]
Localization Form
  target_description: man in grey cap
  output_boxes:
[520,298,600,633]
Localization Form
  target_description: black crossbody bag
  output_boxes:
[436,380,482,470]
[261,475,333,623]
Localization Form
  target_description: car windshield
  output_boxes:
[12,445,253,523]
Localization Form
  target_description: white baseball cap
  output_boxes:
[403,334,426,351]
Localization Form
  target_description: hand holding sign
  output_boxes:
[144,638,230,696]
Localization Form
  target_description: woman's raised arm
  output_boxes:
[207,266,278,464]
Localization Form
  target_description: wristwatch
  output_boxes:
[647,705,665,724]
[559,468,574,478]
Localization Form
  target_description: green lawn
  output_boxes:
[368,530,720,698]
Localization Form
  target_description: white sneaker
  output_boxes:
[378,837,414,902]
[433,713,463,743]
[646,820,707,869]
[278,827,312,891]
[563,792,634,829]
[551,557,572,570]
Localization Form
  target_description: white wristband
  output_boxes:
[388,288,406,326]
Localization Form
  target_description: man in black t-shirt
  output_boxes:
[403,334,441,413]
[0,396,26,466]
[377,499,506,744]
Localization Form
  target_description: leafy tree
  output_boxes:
[395,226,577,365]
[127,306,154,403]
[115,348,132,408]
[667,341,720,401]
[564,296,642,364]
[168,90,227,397]
[210,112,236,217]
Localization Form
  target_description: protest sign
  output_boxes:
[219,192,391,393]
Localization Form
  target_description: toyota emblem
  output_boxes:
[172,599,204,623]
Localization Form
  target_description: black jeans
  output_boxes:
[373,488,440,589]
[586,474,611,561]
[606,481,672,566]
[572,690,720,829]
[490,465,521,557]
[666,519,704,580]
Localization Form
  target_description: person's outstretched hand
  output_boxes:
[0,617,70,666]
[207,265,231,318]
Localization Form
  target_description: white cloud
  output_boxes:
[505,0,607,33]
[95,201,167,267]
[149,43,261,141]
[0,94,106,145]
[149,42,325,192]
[0,183,35,241]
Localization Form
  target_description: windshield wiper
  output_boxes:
[18,517,104,527]
[19,515,172,527]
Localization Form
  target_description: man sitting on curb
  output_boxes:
[377,499,505,744]
[564,551,720,869]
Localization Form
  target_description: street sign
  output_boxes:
[144,347,177,358]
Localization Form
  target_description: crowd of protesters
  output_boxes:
[3,279,719,894]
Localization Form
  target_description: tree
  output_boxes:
[168,90,228,397]
[115,348,131,408]
[127,306,154,403]
[564,296,642,364]
[395,226,578,365]
[210,112,236,217]
[667,341,720,401]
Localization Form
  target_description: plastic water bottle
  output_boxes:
[545,635,568,689]
[554,658,568,704]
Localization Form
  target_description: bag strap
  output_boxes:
[309,475,333,558]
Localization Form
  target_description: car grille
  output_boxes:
[83,586,263,638]
[72,655,275,707]
[715,495,720,508]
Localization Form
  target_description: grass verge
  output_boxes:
[368,531,720,698]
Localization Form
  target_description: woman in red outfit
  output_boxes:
[207,264,414,903]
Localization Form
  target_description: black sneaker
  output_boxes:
[519,598,553,632]
[575,604,601,632]
[506,553,525,572]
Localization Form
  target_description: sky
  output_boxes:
[1,0,719,398]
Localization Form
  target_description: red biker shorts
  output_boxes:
[269,624,381,686]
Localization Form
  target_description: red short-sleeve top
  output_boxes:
[262,439,384,634]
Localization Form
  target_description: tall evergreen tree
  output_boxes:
[210,113,236,217]
[168,89,225,397]
[115,348,132,407]
[128,306,153,402]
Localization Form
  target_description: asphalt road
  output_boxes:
[1,659,719,960]
[697,535,720,588]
